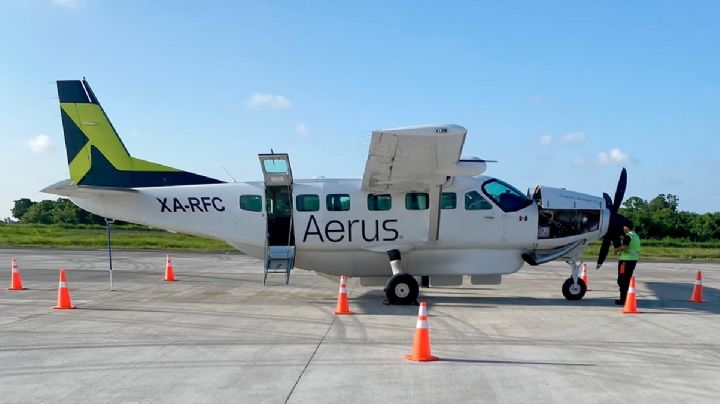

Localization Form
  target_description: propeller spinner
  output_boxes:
[596,168,629,269]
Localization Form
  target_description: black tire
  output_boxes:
[384,273,419,305]
[562,277,587,300]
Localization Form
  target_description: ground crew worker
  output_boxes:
[614,222,641,305]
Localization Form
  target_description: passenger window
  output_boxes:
[326,194,351,211]
[482,179,532,213]
[296,194,319,212]
[465,191,493,210]
[441,192,457,209]
[368,194,392,211]
[239,195,262,212]
[405,193,429,210]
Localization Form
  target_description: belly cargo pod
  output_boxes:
[532,186,605,239]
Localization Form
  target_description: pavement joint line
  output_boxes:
[0,312,52,329]
[285,314,337,403]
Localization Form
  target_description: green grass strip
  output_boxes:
[2,224,719,260]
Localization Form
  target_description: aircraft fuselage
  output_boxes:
[69,175,607,280]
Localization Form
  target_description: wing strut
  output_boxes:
[428,184,442,241]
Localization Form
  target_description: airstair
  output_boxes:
[263,245,295,285]
[259,152,296,285]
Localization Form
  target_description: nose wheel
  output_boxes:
[562,277,587,300]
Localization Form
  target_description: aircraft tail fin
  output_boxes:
[56,79,223,188]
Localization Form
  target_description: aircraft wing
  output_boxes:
[361,124,487,193]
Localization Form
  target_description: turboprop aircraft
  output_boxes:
[44,79,630,304]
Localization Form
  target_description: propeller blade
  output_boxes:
[612,168,627,213]
[596,236,612,269]
[602,193,613,210]
[597,168,627,269]
[615,213,630,231]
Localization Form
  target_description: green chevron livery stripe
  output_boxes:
[57,80,223,187]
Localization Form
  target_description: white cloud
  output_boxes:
[597,148,631,164]
[24,134,54,154]
[51,0,84,8]
[573,157,587,166]
[245,93,292,109]
[562,132,586,144]
[538,135,552,145]
[295,123,309,135]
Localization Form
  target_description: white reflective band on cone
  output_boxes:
[339,287,348,294]
[628,287,635,293]
[59,281,67,288]
[695,280,702,285]
[416,319,428,329]
[418,306,427,316]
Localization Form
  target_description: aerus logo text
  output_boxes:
[157,197,225,213]
[302,214,399,243]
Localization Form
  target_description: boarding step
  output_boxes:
[263,246,295,285]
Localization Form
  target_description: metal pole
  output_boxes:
[105,218,114,291]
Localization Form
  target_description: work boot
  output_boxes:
[614,299,625,305]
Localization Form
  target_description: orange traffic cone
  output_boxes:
[8,258,27,290]
[164,255,176,282]
[580,263,591,291]
[53,269,75,310]
[689,271,705,303]
[334,275,352,315]
[405,302,439,362]
[622,276,638,314]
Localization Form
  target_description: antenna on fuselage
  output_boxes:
[221,166,238,183]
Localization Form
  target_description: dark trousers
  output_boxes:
[617,260,637,302]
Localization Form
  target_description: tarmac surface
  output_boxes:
[0,248,718,404]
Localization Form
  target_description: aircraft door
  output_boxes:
[258,153,295,284]
[259,153,294,246]
[461,189,506,244]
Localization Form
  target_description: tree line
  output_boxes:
[6,194,720,241]
[10,198,109,226]
[620,194,719,241]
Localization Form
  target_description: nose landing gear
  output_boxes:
[562,259,587,300]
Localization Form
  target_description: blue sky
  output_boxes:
[1,0,718,217]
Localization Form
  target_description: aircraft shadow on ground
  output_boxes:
[643,282,720,315]
[348,283,720,315]
[347,289,615,315]
[439,358,594,367]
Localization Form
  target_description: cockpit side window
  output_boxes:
[482,179,532,212]
[465,191,493,210]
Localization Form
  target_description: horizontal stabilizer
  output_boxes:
[42,179,138,198]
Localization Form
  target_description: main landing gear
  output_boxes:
[384,250,419,305]
[562,258,587,300]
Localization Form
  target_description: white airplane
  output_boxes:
[44,79,629,304]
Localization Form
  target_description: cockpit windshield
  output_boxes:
[482,179,532,212]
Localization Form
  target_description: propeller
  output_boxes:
[596,168,628,269]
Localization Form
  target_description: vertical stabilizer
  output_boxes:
[57,79,223,188]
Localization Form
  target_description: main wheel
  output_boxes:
[562,277,587,300]
[384,273,419,305]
